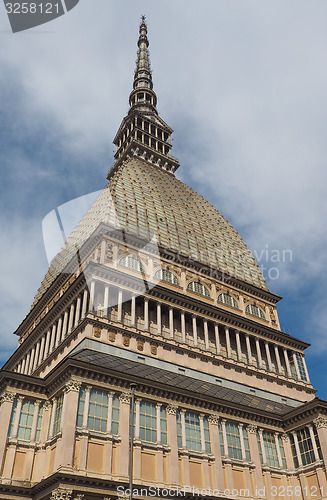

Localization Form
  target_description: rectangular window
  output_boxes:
[111,395,120,435]
[291,427,322,467]
[139,401,157,443]
[219,421,250,461]
[17,400,35,441]
[76,386,86,428]
[35,405,43,443]
[88,389,108,433]
[177,411,209,453]
[52,394,64,437]
[257,432,286,469]
[296,354,307,382]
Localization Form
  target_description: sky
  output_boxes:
[0,1,327,397]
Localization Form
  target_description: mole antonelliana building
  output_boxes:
[1,17,327,500]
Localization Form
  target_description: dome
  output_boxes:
[32,157,267,308]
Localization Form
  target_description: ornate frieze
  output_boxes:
[314,416,327,429]
[65,380,82,393]
[247,424,258,434]
[208,415,220,425]
[50,489,73,500]
[167,404,178,415]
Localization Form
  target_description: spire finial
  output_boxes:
[110,18,180,176]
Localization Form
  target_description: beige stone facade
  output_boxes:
[1,16,327,500]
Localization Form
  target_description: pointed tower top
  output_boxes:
[110,17,180,177]
[129,15,157,112]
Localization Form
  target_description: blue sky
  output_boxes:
[0,1,327,398]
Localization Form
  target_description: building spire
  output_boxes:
[110,17,180,177]
[129,16,157,112]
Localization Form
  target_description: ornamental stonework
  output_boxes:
[167,404,178,415]
[247,424,258,434]
[93,326,101,338]
[314,417,327,429]
[108,331,116,342]
[208,415,220,425]
[50,489,73,500]
[65,380,82,393]
[119,392,131,404]
[43,401,52,411]
[0,391,16,404]
[281,433,289,442]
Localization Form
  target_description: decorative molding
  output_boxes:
[0,391,16,404]
[119,392,131,404]
[43,400,52,411]
[281,433,289,442]
[247,424,258,434]
[50,488,73,500]
[314,417,327,429]
[208,415,220,425]
[65,380,82,393]
[167,404,178,415]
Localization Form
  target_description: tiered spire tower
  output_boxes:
[110,16,180,176]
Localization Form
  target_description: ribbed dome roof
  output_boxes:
[32,158,267,308]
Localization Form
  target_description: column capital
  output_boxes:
[281,433,289,442]
[247,424,257,434]
[0,391,16,404]
[258,427,264,435]
[119,392,131,405]
[180,408,187,414]
[208,415,220,425]
[50,488,73,500]
[238,423,244,429]
[314,416,327,429]
[34,399,42,407]
[65,379,82,393]
[85,385,92,393]
[274,431,280,437]
[17,395,25,403]
[43,400,52,411]
[167,404,178,415]
[156,403,162,409]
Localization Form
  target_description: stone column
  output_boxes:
[225,327,231,358]
[274,432,283,468]
[180,409,190,486]
[117,290,123,322]
[169,307,174,339]
[61,310,69,340]
[156,403,164,484]
[314,417,327,467]
[180,409,187,449]
[28,346,36,374]
[235,330,242,362]
[181,312,186,343]
[118,392,130,478]
[156,302,162,334]
[48,398,57,439]
[58,380,81,470]
[81,288,88,318]
[135,398,140,440]
[134,398,142,481]
[0,392,16,473]
[106,392,114,434]
[247,424,264,489]
[30,400,41,443]
[39,401,52,444]
[55,317,63,348]
[215,324,221,355]
[221,419,229,457]
[156,404,162,444]
[307,424,320,462]
[274,346,283,374]
[208,415,224,489]
[89,281,95,312]
[38,335,46,365]
[302,356,310,383]
[255,338,263,368]
[291,431,303,468]
[280,433,294,470]
[258,428,267,464]
[204,321,209,351]
[131,294,136,327]
[238,423,247,461]
[103,285,109,319]
[49,324,57,354]
[144,298,149,331]
[11,396,24,439]
[245,334,252,365]
[67,303,75,335]
[265,342,273,372]
[104,392,114,475]
[293,353,301,380]
[167,404,179,486]
[283,349,292,378]
[74,295,81,327]
[33,341,41,371]
[21,358,26,374]
[192,315,198,347]
[24,351,31,375]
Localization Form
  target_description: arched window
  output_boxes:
[187,281,210,298]
[246,304,265,320]
[218,293,238,309]
[154,269,179,286]
[119,255,144,273]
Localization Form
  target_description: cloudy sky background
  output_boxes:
[1,1,327,396]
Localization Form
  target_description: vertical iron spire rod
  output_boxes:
[129,383,137,500]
